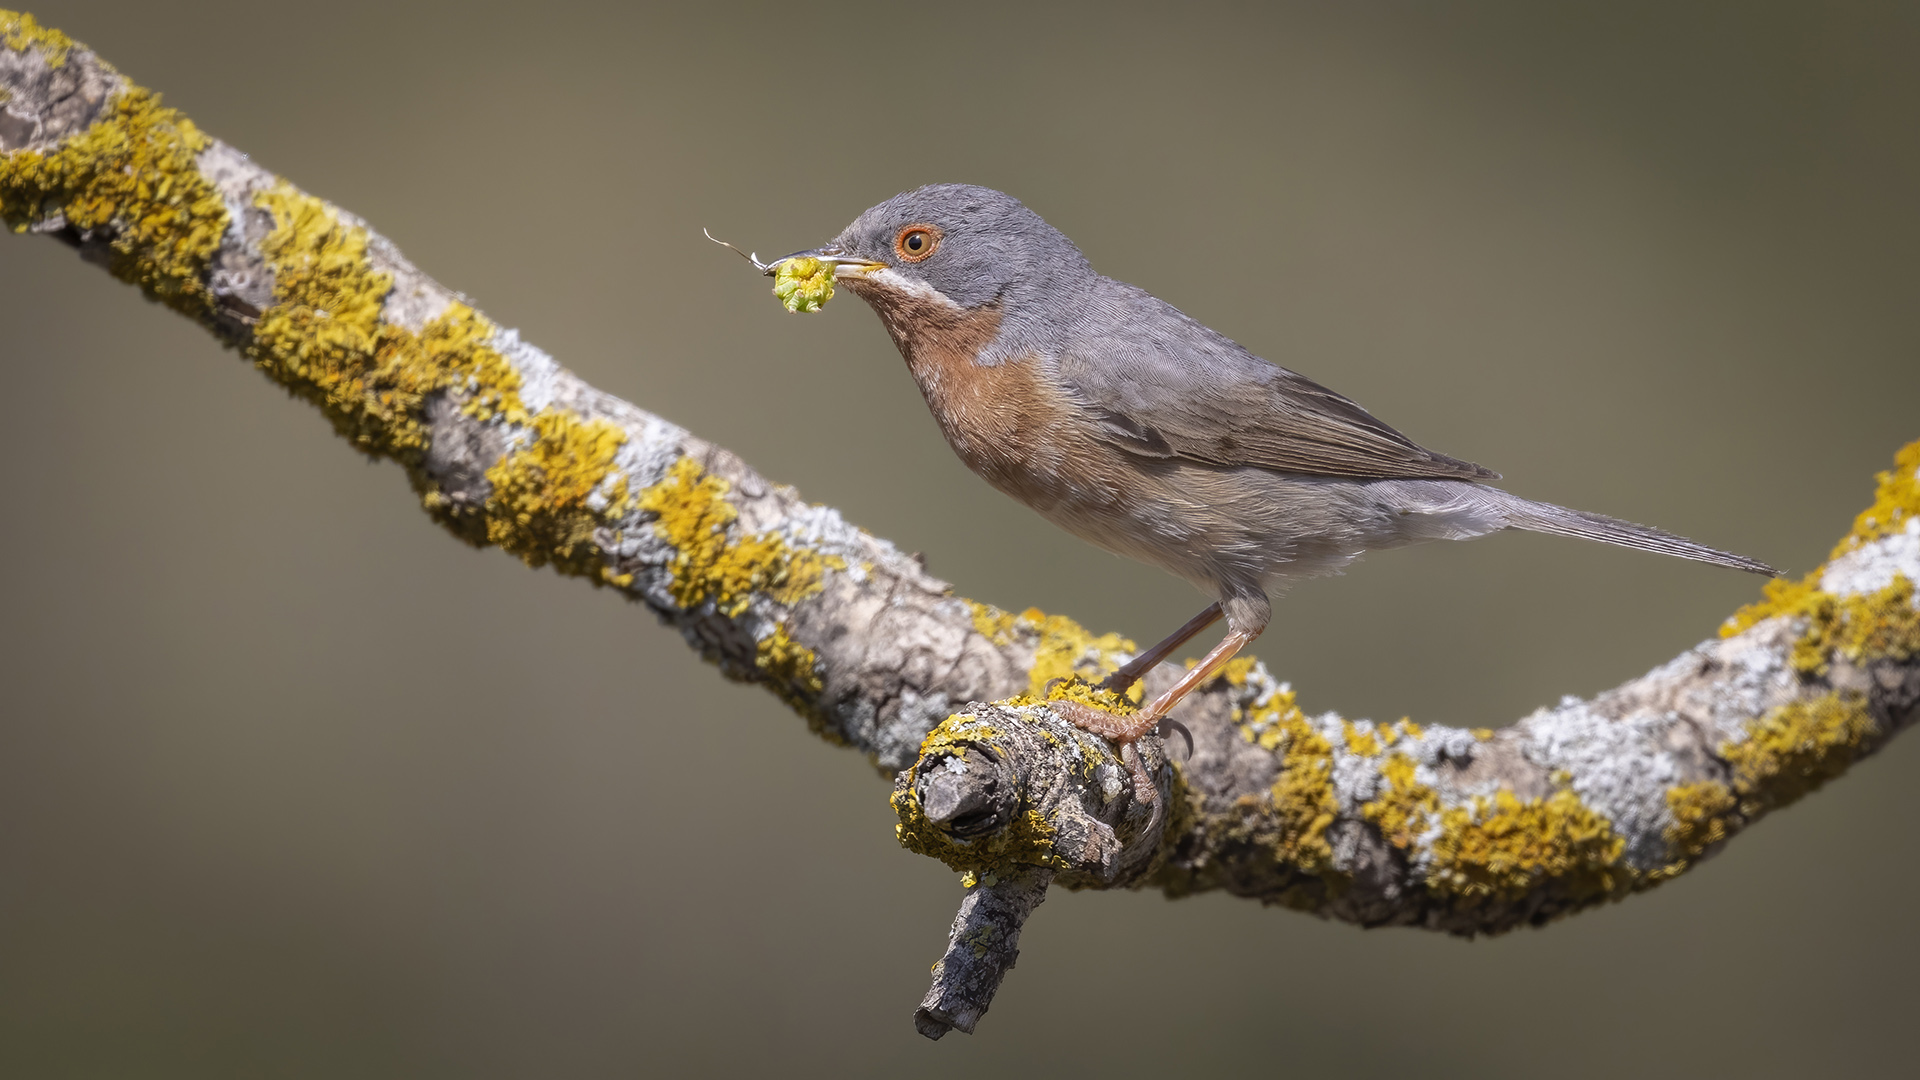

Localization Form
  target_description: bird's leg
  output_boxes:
[1125,626,1259,738]
[1099,601,1223,694]
[1052,625,1261,804]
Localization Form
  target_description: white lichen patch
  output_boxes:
[1419,725,1485,766]
[363,231,455,334]
[1704,631,1799,740]
[195,142,276,319]
[878,689,957,771]
[486,326,563,417]
[622,416,690,491]
[1327,718,1385,808]
[772,500,881,571]
[1521,699,1679,869]
[582,471,625,515]
[593,421,690,612]
[1822,516,1920,598]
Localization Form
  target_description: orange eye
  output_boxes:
[895,225,941,262]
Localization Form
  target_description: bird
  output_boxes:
[767,183,1775,772]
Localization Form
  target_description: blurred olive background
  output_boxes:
[3,1,1917,1076]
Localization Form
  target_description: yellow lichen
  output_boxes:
[756,622,828,729]
[1724,574,1919,676]
[1026,613,1124,695]
[484,410,629,575]
[1367,745,1677,902]
[969,601,1022,644]
[1236,680,1303,752]
[1343,721,1381,757]
[0,83,226,316]
[636,457,829,615]
[433,307,532,428]
[1825,576,1920,668]
[1722,692,1877,816]
[628,458,835,717]
[966,602,1138,702]
[1214,656,1260,687]
[911,714,1001,766]
[1663,780,1736,862]
[1029,676,1137,716]
[1266,710,1340,875]
[242,184,669,592]
[250,186,511,455]
[1362,752,1438,851]
[1425,787,1626,904]
[1,11,73,68]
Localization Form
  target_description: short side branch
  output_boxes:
[914,868,1053,1039]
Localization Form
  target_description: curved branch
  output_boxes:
[0,13,1077,776]
[5,14,1916,1037]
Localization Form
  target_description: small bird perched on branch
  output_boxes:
[763,183,1775,762]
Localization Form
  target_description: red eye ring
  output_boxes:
[894,224,941,262]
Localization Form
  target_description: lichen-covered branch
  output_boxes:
[888,448,1919,1025]
[901,470,1920,925]
[0,12,1119,777]
[6,13,1917,1037]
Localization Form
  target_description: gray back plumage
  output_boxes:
[1054,278,1499,481]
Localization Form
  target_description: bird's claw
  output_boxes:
[1156,717,1193,759]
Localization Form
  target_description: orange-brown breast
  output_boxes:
[844,277,1119,516]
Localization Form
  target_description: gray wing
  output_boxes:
[1055,283,1498,482]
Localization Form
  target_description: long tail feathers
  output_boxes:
[1497,494,1778,577]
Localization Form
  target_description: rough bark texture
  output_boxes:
[914,868,1052,1039]
[6,13,1917,1037]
